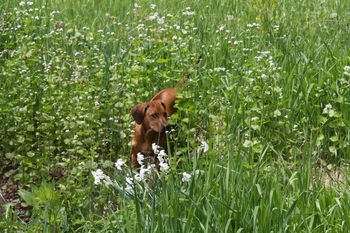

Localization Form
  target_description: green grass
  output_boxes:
[0,0,350,232]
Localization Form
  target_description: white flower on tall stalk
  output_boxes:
[344,66,350,76]
[157,150,167,163]
[200,141,209,153]
[218,25,225,31]
[214,67,226,72]
[103,176,113,187]
[139,165,151,180]
[134,174,142,182]
[157,17,165,25]
[124,175,135,194]
[273,109,282,117]
[91,169,104,185]
[91,169,112,187]
[182,9,195,16]
[137,152,144,165]
[115,158,126,170]
[246,22,260,29]
[322,104,336,117]
[125,175,134,185]
[159,162,170,173]
[182,172,192,183]
[152,143,160,154]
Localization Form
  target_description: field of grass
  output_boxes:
[1,0,350,232]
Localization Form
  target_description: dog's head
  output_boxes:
[131,100,168,133]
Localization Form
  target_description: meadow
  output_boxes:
[0,0,350,232]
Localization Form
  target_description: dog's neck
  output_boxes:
[136,125,166,155]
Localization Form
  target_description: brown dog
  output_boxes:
[130,60,200,168]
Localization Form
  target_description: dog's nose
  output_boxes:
[163,123,169,130]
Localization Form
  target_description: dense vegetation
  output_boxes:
[1,0,349,232]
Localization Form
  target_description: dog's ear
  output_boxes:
[131,103,149,124]
[161,102,166,111]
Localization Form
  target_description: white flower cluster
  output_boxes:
[214,67,226,72]
[246,23,261,29]
[91,141,203,194]
[182,172,192,183]
[200,141,209,153]
[152,143,170,173]
[182,7,195,16]
[344,66,350,76]
[19,1,33,6]
[115,159,126,170]
[91,169,112,187]
[322,103,337,117]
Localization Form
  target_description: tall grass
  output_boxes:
[0,0,349,232]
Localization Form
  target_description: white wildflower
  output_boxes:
[27,1,33,6]
[103,176,113,187]
[152,143,160,154]
[227,15,234,21]
[150,3,156,9]
[125,175,134,185]
[19,1,25,6]
[330,12,337,19]
[157,150,167,163]
[91,169,112,187]
[322,103,336,117]
[134,174,142,182]
[160,162,170,173]
[137,152,144,165]
[182,10,195,16]
[200,141,209,153]
[344,66,350,76]
[214,67,226,72]
[246,23,260,29]
[182,172,192,183]
[218,25,225,31]
[157,17,165,24]
[115,158,126,170]
[243,140,252,148]
[139,165,151,180]
[273,109,282,117]
[91,169,104,185]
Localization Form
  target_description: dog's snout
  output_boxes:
[163,123,169,130]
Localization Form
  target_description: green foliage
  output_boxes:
[0,0,350,232]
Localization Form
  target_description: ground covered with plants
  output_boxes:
[1,0,350,232]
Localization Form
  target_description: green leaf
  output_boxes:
[156,58,168,64]
[330,135,338,142]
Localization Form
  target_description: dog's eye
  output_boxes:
[152,113,158,119]
[163,112,167,118]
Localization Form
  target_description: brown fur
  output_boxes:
[131,85,180,168]
[130,56,201,168]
